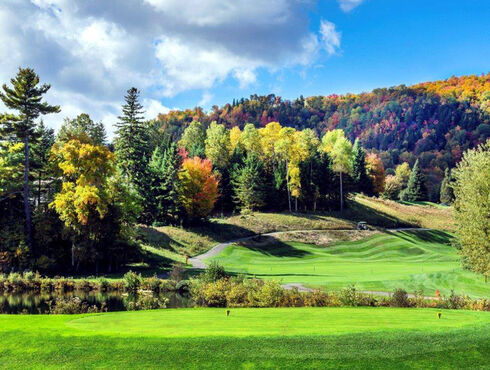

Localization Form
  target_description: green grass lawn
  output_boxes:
[1,307,489,369]
[207,230,489,297]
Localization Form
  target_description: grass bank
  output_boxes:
[1,307,489,368]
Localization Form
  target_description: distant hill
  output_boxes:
[154,74,490,201]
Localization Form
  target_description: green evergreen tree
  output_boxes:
[147,143,182,224]
[0,68,60,249]
[439,168,454,204]
[114,87,149,193]
[232,153,266,212]
[400,159,426,201]
[351,138,372,194]
[57,113,106,145]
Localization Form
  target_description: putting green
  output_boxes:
[1,308,489,369]
[206,230,490,297]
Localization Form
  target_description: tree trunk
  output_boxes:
[23,134,32,251]
[295,197,298,212]
[71,242,75,267]
[339,171,343,212]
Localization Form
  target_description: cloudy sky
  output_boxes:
[1,0,489,137]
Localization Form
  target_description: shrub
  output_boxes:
[75,280,93,292]
[142,275,161,292]
[123,271,142,292]
[23,271,35,282]
[445,290,465,309]
[98,277,110,292]
[161,279,177,292]
[201,261,227,283]
[391,288,410,307]
[339,285,359,306]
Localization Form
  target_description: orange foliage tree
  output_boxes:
[178,156,219,220]
[365,153,386,195]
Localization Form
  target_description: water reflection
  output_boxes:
[0,291,194,314]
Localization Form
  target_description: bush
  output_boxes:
[339,285,359,306]
[97,277,110,292]
[142,275,161,292]
[391,288,410,307]
[445,290,465,309]
[201,261,227,283]
[123,271,142,292]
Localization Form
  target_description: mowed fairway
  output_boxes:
[1,308,490,369]
[207,230,489,297]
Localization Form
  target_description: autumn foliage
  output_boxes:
[365,153,386,195]
[178,156,219,219]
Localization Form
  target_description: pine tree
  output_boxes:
[232,153,266,212]
[401,159,426,201]
[114,87,149,192]
[0,68,60,249]
[439,168,454,204]
[147,143,182,224]
[351,139,372,194]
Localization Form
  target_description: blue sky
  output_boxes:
[170,0,489,109]
[0,0,489,136]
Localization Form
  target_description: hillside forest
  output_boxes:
[0,68,488,276]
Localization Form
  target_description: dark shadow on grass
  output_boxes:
[387,229,453,245]
[239,236,311,258]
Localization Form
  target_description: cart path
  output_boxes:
[188,227,430,269]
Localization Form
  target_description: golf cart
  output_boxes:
[356,221,368,230]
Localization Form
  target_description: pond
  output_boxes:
[0,291,194,314]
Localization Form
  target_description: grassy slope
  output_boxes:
[1,308,489,369]
[137,195,455,271]
[207,230,489,297]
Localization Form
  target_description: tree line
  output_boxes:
[1,68,488,280]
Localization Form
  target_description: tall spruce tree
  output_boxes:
[232,153,266,212]
[351,139,372,194]
[401,159,426,201]
[147,143,182,225]
[114,87,149,192]
[439,168,454,204]
[0,68,60,249]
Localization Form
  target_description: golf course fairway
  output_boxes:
[206,230,489,297]
[1,307,489,368]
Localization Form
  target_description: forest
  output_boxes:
[0,69,488,275]
[156,74,490,200]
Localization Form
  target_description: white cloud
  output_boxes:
[0,0,340,138]
[319,20,341,55]
[143,98,171,121]
[143,0,292,26]
[198,92,213,107]
[338,0,364,12]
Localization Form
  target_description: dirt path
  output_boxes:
[188,227,429,269]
